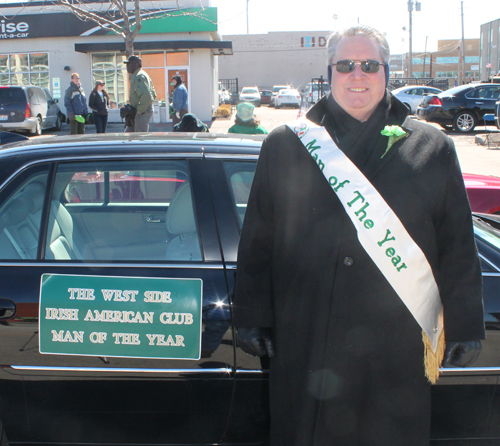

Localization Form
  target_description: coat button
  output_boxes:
[343,257,354,266]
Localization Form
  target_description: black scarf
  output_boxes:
[307,92,409,178]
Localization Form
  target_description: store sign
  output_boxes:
[39,274,203,360]
[301,36,327,48]
[0,19,29,39]
[0,7,216,40]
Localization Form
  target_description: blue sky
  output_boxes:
[211,0,499,54]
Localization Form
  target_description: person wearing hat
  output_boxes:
[228,102,268,134]
[124,55,156,132]
[64,72,89,135]
[173,113,208,133]
[89,80,110,133]
[233,25,483,446]
[170,75,189,129]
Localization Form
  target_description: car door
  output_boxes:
[42,88,58,128]
[205,155,269,445]
[467,86,500,120]
[0,151,234,444]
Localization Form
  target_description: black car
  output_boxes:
[0,85,64,136]
[416,83,500,133]
[0,133,499,445]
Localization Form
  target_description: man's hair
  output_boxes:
[71,73,79,79]
[327,25,390,65]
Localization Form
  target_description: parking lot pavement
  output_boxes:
[33,106,500,178]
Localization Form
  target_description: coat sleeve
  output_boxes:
[233,138,276,328]
[88,93,96,112]
[436,139,485,341]
[64,88,74,115]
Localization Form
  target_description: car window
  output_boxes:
[0,87,26,105]
[242,88,258,94]
[224,161,257,229]
[0,169,49,260]
[488,87,500,100]
[47,159,202,262]
[43,88,54,102]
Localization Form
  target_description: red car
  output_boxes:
[259,89,272,105]
[464,173,500,214]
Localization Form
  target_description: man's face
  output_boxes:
[330,35,386,122]
[126,61,137,74]
[72,75,80,86]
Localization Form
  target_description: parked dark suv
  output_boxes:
[416,83,500,132]
[0,85,63,136]
[0,133,499,444]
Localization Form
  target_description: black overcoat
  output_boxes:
[233,94,485,446]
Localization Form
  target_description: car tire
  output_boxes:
[453,111,476,133]
[55,114,62,131]
[30,116,42,136]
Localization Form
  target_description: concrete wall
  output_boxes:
[218,31,331,91]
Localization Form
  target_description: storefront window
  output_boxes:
[91,51,188,109]
[0,53,49,88]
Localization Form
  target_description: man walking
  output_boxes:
[124,55,156,132]
[64,73,88,135]
[171,75,188,129]
[234,25,484,446]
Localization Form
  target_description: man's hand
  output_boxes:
[176,111,181,119]
[442,340,482,367]
[237,327,275,357]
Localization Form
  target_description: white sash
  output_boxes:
[287,119,443,351]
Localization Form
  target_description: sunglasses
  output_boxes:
[331,59,385,74]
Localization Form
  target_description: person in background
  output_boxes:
[88,80,110,134]
[171,75,189,129]
[64,72,88,135]
[124,55,156,132]
[173,113,208,132]
[228,102,268,135]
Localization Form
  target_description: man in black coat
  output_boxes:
[233,25,485,446]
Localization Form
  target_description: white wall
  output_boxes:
[218,31,332,91]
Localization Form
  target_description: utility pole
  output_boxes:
[246,0,249,34]
[407,0,421,79]
[423,35,428,77]
[460,1,466,84]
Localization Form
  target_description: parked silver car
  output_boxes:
[392,85,442,114]
[0,85,63,136]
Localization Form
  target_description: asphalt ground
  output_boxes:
[38,104,500,177]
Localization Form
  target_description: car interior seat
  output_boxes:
[165,182,202,261]
[0,182,46,259]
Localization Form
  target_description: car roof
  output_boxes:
[0,132,264,159]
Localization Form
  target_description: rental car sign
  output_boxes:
[0,20,29,39]
[39,274,203,360]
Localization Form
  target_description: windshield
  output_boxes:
[473,218,500,251]
[273,86,288,93]
[242,88,258,94]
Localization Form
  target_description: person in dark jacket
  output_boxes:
[64,73,88,135]
[233,25,484,446]
[173,113,208,132]
[88,80,110,134]
[170,75,188,129]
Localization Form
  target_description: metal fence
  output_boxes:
[388,78,449,91]
[219,78,239,108]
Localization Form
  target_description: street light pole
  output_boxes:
[408,0,413,78]
[246,0,249,34]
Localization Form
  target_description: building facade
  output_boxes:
[218,31,330,91]
[480,18,500,81]
[0,0,232,123]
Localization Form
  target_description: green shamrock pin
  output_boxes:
[380,125,407,158]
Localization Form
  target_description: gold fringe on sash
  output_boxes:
[422,329,445,384]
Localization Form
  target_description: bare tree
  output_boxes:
[53,0,212,57]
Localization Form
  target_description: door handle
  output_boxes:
[475,102,484,104]
[146,215,163,223]
[0,298,16,320]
